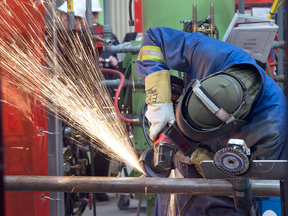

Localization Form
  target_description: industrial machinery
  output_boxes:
[1,1,287,216]
[181,4,219,39]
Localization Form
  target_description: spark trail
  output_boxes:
[0,0,143,173]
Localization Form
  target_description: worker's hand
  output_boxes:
[108,56,118,68]
[146,103,175,141]
[99,57,104,68]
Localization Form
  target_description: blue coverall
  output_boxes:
[136,27,287,216]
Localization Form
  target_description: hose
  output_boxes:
[274,0,286,13]
[119,62,132,112]
[101,69,139,124]
[268,0,279,19]
[128,0,134,26]
[140,103,153,147]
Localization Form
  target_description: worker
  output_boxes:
[136,27,287,215]
[91,0,119,69]
[58,0,86,30]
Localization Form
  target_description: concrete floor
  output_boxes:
[82,193,147,216]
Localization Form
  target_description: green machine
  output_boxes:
[118,1,235,215]
[142,0,235,39]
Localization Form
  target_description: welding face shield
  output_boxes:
[176,71,252,142]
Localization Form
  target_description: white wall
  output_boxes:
[109,0,135,43]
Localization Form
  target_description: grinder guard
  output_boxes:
[139,148,171,177]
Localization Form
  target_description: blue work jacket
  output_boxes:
[136,27,287,216]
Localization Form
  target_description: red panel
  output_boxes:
[134,0,143,33]
[94,26,104,55]
[235,0,274,2]
[1,1,49,216]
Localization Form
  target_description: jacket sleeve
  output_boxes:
[136,27,256,80]
[135,27,203,79]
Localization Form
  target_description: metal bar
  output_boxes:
[90,147,97,216]
[101,79,145,88]
[192,4,198,33]
[0,22,4,216]
[67,0,74,29]
[102,43,141,54]
[210,4,215,38]
[86,0,92,27]
[103,0,112,39]
[277,0,284,89]
[178,195,198,216]
[239,0,245,14]
[4,176,280,197]
[280,180,288,216]
[51,1,65,215]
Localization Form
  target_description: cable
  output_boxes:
[128,0,134,26]
[120,62,132,111]
[266,63,272,78]
[268,0,279,19]
[274,0,286,13]
[140,103,153,147]
[101,69,139,124]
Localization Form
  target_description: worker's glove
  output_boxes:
[173,148,215,178]
[145,70,175,141]
[146,103,175,141]
[189,147,215,178]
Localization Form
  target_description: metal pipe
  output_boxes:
[210,4,215,38]
[86,0,92,27]
[4,176,280,197]
[67,0,74,29]
[103,0,112,39]
[280,179,288,216]
[239,0,245,14]
[92,35,112,45]
[51,1,65,214]
[90,147,97,216]
[101,79,145,88]
[277,0,284,89]
[272,41,286,49]
[178,195,198,216]
[192,4,198,33]
[102,43,141,54]
[274,74,286,83]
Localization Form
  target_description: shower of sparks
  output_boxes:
[165,169,184,216]
[166,170,177,216]
[0,0,143,173]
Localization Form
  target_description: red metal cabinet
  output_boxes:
[1,1,49,216]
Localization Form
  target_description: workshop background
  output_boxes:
[0,0,287,216]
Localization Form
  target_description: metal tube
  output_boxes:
[51,1,65,215]
[101,79,145,88]
[192,4,198,33]
[277,0,284,89]
[210,4,215,38]
[4,176,280,197]
[102,43,141,53]
[280,179,288,216]
[86,0,92,27]
[272,41,286,49]
[67,0,74,29]
[239,0,245,14]
[103,0,112,39]
[178,195,198,216]
[90,147,97,216]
